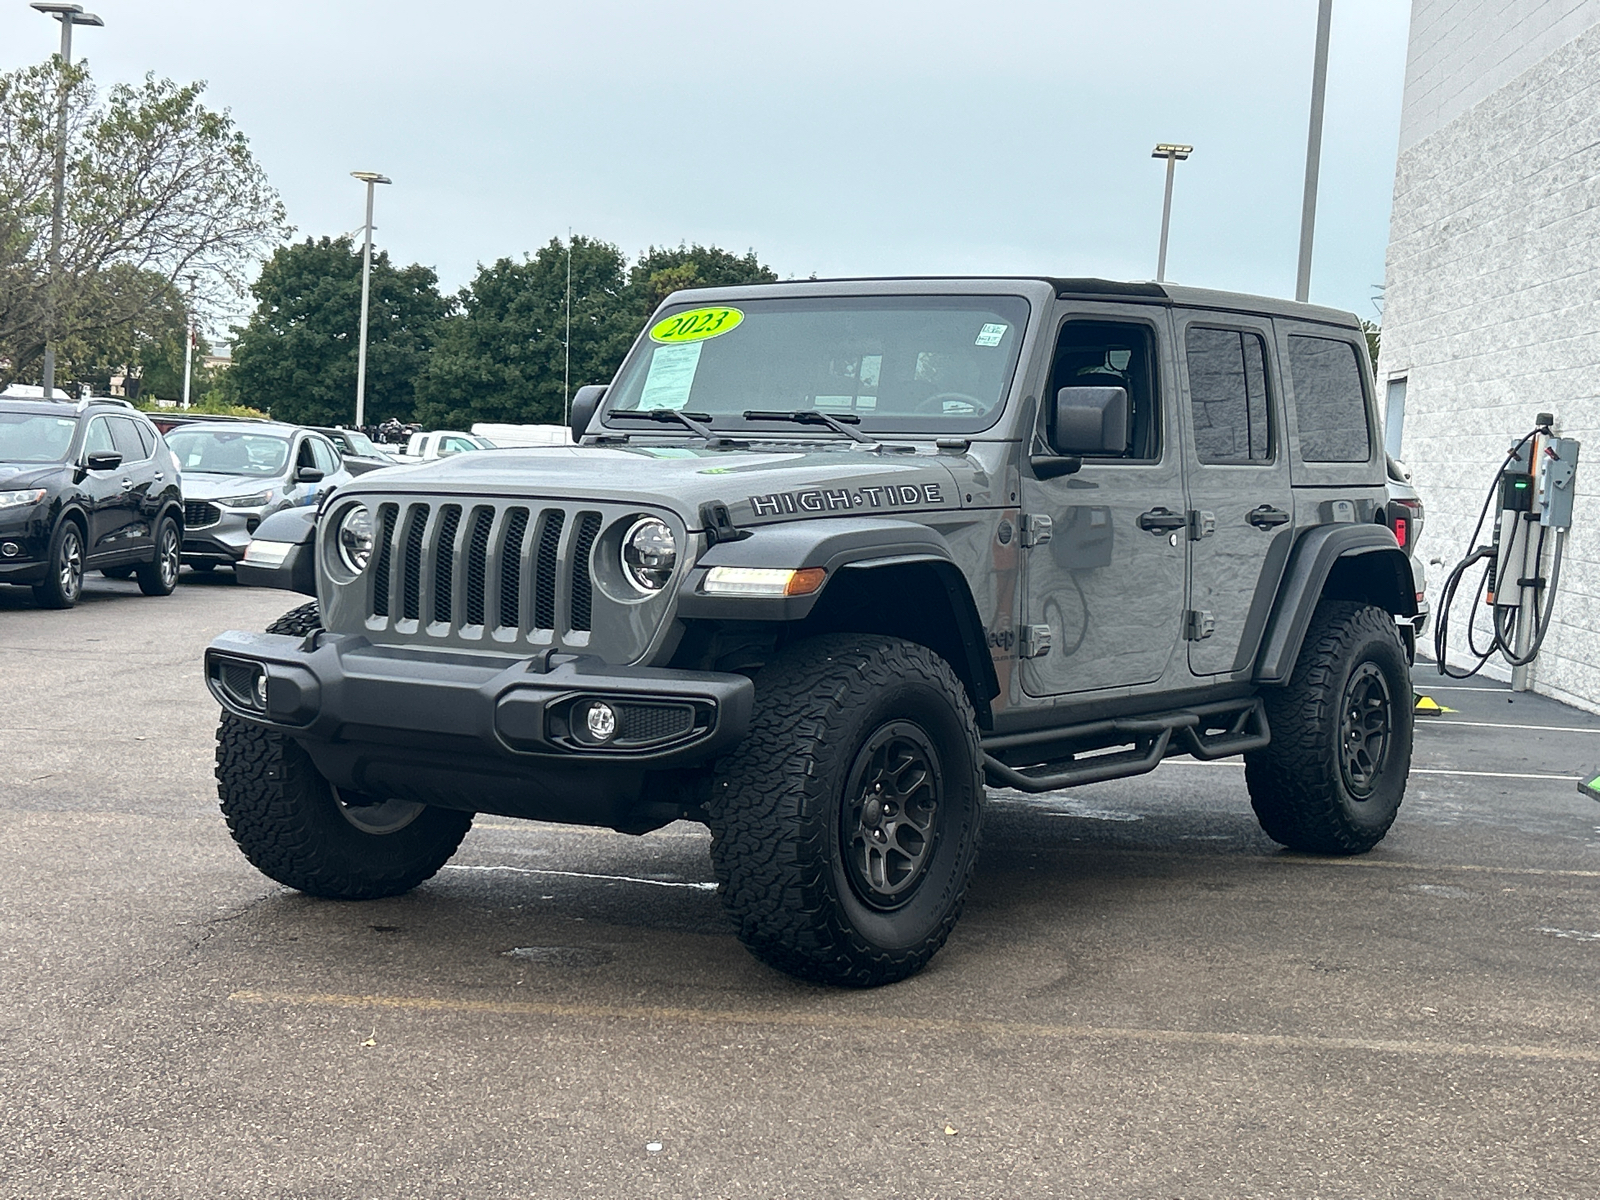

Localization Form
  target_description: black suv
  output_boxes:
[210,277,1415,986]
[0,397,184,607]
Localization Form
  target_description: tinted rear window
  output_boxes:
[1287,335,1370,463]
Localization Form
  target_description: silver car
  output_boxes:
[167,422,350,571]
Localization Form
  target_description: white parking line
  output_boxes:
[1418,719,1600,735]
[443,863,718,891]
[1169,761,1579,782]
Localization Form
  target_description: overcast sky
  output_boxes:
[2,0,1411,329]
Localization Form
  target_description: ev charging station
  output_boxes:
[1434,414,1581,691]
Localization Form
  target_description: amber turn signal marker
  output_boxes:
[785,567,827,596]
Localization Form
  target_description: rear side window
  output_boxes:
[108,416,148,462]
[133,421,156,459]
[1186,327,1271,463]
[1288,335,1371,463]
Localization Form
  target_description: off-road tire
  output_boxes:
[214,601,473,899]
[32,518,84,609]
[707,635,984,987]
[1245,601,1412,854]
[135,516,180,596]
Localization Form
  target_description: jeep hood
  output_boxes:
[337,444,978,528]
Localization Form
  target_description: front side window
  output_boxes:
[0,412,77,463]
[84,417,116,457]
[1047,320,1161,460]
[165,430,290,477]
[109,416,148,463]
[1288,335,1371,463]
[605,295,1031,435]
[311,437,339,474]
[1187,327,1272,463]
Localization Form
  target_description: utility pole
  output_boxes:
[1296,0,1334,304]
[350,171,391,430]
[1151,143,1192,283]
[564,228,573,429]
[180,274,196,410]
[31,3,104,400]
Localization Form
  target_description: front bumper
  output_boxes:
[182,506,268,564]
[0,516,48,583]
[204,631,754,829]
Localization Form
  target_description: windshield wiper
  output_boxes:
[742,409,875,445]
[608,409,719,439]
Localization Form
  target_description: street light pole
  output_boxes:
[1296,0,1334,304]
[350,171,391,430]
[1151,143,1192,283]
[31,3,103,400]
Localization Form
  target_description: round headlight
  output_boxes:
[621,517,677,592]
[337,506,374,573]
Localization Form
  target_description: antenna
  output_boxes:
[564,228,572,428]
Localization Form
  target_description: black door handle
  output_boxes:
[1138,507,1188,533]
[1247,505,1292,529]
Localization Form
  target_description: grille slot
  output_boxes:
[498,508,529,629]
[431,505,461,625]
[184,501,220,528]
[569,513,602,632]
[371,505,397,617]
[534,509,566,631]
[464,507,493,626]
[401,505,427,621]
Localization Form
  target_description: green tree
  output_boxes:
[53,267,209,400]
[228,236,448,425]
[414,236,637,429]
[413,237,778,429]
[626,243,778,317]
[1360,319,1380,376]
[0,60,287,389]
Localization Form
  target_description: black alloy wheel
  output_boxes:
[137,517,181,596]
[33,520,84,609]
[842,723,943,910]
[1338,662,1392,800]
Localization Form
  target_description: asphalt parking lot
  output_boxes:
[4,575,1600,1199]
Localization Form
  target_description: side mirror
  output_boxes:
[84,451,122,471]
[295,466,324,483]
[570,384,607,442]
[1050,386,1130,456]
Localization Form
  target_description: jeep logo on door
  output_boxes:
[749,483,944,517]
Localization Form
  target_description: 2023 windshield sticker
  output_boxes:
[648,306,744,344]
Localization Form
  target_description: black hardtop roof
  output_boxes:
[662,276,1359,329]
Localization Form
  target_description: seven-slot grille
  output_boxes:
[184,501,221,528]
[359,499,628,644]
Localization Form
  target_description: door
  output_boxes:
[78,416,138,559]
[107,415,157,555]
[1176,315,1295,675]
[1020,312,1187,696]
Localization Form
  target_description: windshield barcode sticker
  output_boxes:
[975,323,1007,347]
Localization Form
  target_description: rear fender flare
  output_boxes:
[1254,524,1417,685]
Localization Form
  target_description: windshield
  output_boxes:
[604,295,1031,435]
[166,429,290,476]
[334,429,378,456]
[0,412,77,463]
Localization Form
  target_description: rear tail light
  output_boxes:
[1392,517,1408,549]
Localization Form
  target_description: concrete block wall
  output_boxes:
[1382,7,1600,711]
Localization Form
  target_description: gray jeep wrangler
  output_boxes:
[208,277,1415,987]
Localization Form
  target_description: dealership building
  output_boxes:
[1380,0,1600,710]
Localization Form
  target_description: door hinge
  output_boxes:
[1188,510,1216,540]
[1019,624,1053,658]
[1020,513,1053,547]
[1184,610,1215,641]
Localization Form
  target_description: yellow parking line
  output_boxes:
[228,989,1600,1064]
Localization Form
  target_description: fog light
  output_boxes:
[254,671,269,709]
[1,542,18,557]
[583,701,617,742]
